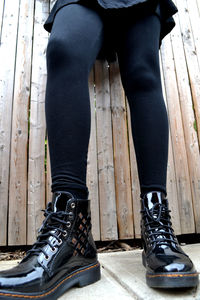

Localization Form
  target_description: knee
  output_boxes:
[46,36,89,73]
[121,61,161,96]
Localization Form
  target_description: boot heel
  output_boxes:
[78,263,101,287]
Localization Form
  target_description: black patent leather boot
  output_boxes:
[141,191,199,288]
[0,191,100,299]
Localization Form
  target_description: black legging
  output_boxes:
[44,3,169,199]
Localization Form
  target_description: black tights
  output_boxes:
[44,3,169,199]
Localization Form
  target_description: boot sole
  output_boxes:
[146,271,199,288]
[0,261,101,300]
[142,251,199,288]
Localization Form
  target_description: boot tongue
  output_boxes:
[52,191,75,212]
[142,191,167,220]
[143,191,165,210]
[142,191,178,249]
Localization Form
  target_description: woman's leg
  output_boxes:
[0,7,104,296]
[116,12,169,198]
[44,4,104,199]
[115,13,199,289]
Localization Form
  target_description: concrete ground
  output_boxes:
[0,244,199,299]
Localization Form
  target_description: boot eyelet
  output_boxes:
[44,255,50,261]
[71,202,75,209]
[69,212,74,220]
[63,230,67,237]
[57,238,62,245]
[66,221,71,228]
[51,247,57,253]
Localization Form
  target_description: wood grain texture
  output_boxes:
[159,53,182,235]
[126,100,141,238]
[109,61,134,239]
[161,35,195,234]
[170,4,200,233]
[26,0,49,245]
[94,61,118,241]
[8,0,36,245]
[0,0,21,245]
[0,0,200,244]
[175,0,200,151]
[87,68,101,240]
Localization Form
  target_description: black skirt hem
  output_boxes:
[43,0,178,63]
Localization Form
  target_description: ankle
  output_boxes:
[52,188,89,200]
[140,188,167,199]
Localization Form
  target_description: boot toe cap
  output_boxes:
[157,261,195,273]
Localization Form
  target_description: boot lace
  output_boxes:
[141,202,178,248]
[25,202,73,259]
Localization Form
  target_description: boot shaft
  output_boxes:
[140,191,178,252]
[51,191,97,258]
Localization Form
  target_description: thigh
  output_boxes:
[116,12,162,89]
[47,4,105,68]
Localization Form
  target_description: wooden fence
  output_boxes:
[0,0,200,246]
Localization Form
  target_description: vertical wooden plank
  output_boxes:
[188,0,200,69]
[46,136,52,205]
[126,100,141,238]
[0,0,20,245]
[0,0,5,42]
[161,35,195,234]
[46,1,53,207]
[175,0,200,152]
[159,52,182,235]
[170,8,200,232]
[8,0,35,245]
[94,60,118,241]
[109,61,134,239]
[87,68,101,241]
[27,0,49,245]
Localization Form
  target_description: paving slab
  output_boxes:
[0,259,136,299]
[0,243,199,299]
[99,243,200,300]
[59,267,135,300]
